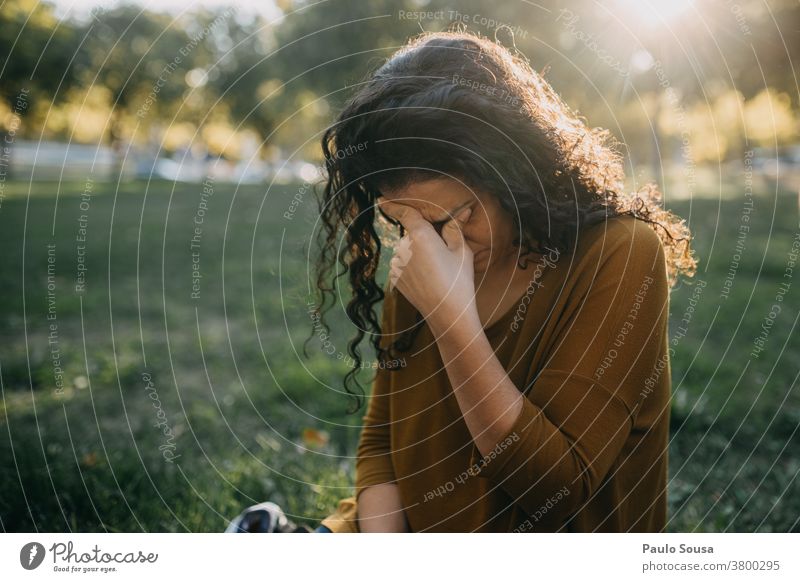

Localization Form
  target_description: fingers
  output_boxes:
[389,254,404,291]
[394,235,413,265]
[377,198,427,232]
[441,206,471,249]
[455,205,472,224]
[388,236,412,291]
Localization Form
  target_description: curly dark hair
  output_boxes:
[311,30,697,413]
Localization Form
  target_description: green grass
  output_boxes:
[0,179,798,532]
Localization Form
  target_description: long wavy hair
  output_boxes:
[311,30,697,413]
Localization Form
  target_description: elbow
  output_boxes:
[514,449,599,524]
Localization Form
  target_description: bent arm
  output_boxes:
[354,287,410,531]
[426,223,670,521]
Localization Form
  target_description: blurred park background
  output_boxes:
[0,0,798,532]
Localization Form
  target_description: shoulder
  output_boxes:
[567,215,667,290]
[582,214,661,250]
[577,215,664,265]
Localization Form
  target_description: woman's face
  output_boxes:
[377,177,521,274]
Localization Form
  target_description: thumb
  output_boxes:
[441,206,471,250]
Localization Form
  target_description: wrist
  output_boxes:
[427,304,482,342]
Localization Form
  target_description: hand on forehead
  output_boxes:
[377,197,472,233]
[376,178,478,223]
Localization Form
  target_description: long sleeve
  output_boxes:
[466,218,671,522]
[354,287,398,501]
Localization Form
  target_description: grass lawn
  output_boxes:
[0,178,798,532]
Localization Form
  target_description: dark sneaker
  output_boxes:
[224,501,312,533]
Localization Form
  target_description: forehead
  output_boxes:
[380,178,477,217]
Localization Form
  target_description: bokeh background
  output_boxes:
[1,0,798,532]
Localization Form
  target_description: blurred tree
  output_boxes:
[0,0,82,125]
[73,5,198,149]
[3,0,799,167]
[201,10,280,151]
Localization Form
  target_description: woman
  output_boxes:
[313,30,696,533]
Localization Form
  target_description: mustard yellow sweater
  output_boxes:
[321,215,671,532]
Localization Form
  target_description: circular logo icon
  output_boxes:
[20,542,46,570]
